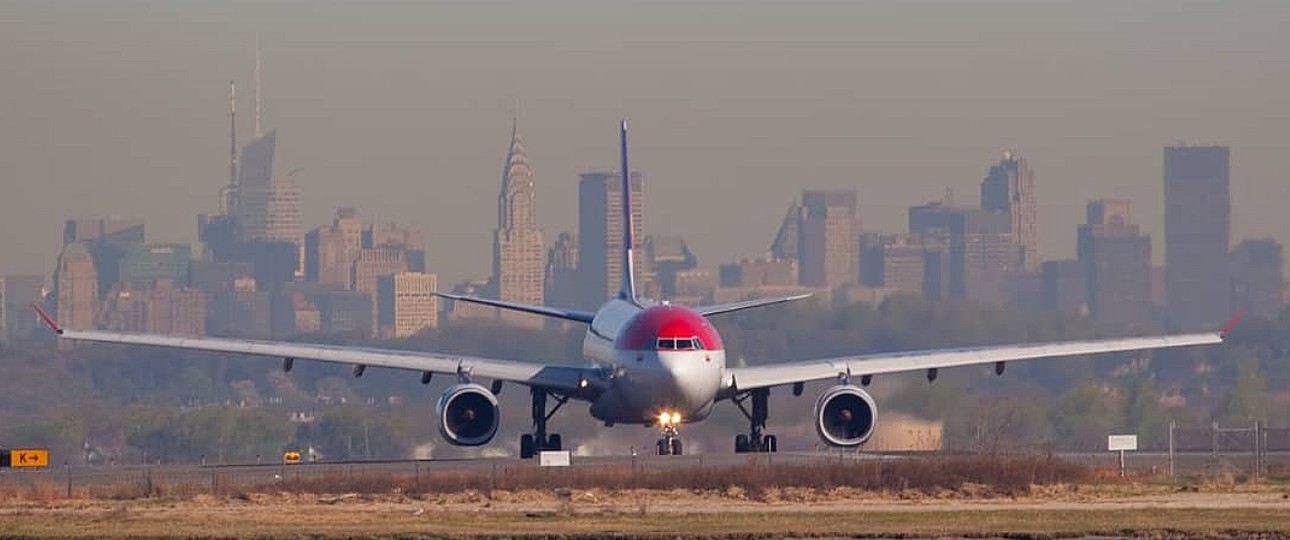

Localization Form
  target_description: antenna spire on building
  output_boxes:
[254,33,263,137]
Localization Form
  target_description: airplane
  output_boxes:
[33,120,1240,458]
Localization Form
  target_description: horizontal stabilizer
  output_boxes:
[433,292,596,324]
[696,294,812,317]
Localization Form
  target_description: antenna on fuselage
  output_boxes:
[618,119,638,303]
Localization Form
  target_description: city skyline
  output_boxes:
[3,2,1290,288]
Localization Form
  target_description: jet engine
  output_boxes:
[814,385,877,447]
[436,384,500,446]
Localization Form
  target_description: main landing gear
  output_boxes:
[656,411,683,456]
[520,388,567,459]
[732,388,777,453]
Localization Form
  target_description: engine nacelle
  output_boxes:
[814,385,878,447]
[436,384,500,446]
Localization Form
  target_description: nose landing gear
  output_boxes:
[655,411,683,456]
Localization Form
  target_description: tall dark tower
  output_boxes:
[490,119,545,322]
[578,171,644,309]
[981,152,1038,272]
[1164,145,1230,330]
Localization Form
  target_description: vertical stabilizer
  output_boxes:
[618,120,638,303]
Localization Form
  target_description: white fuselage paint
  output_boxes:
[581,299,726,425]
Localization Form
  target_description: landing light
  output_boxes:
[656,411,683,426]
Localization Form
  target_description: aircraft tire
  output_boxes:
[546,433,562,451]
[735,434,749,453]
[520,434,536,459]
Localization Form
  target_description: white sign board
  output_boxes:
[539,450,571,467]
[1108,434,1138,451]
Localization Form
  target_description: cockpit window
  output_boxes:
[658,337,701,350]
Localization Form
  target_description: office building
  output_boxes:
[909,203,1016,304]
[208,276,271,339]
[1078,200,1152,324]
[1231,238,1284,319]
[54,242,98,331]
[646,235,698,299]
[544,232,579,308]
[981,152,1039,271]
[798,190,859,288]
[1164,145,1230,330]
[578,170,645,309]
[352,247,408,335]
[378,272,438,338]
[860,234,925,296]
[119,243,192,288]
[719,258,799,289]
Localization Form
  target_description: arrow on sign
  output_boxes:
[19,453,34,464]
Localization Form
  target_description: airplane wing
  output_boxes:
[726,311,1242,392]
[696,294,813,317]
[32,305,600,396]
[432,292,596,324]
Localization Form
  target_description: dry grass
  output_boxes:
[3,500,1290,539]
[273,455,1091,498]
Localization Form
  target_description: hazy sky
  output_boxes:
[3,1,1289,286]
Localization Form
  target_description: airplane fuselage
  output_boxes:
[582,299,726,426]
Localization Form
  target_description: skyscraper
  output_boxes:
[1164,145,1230,330]
[981,152,1039,272]
[235,131,302,246]
[578,170,645,309]
[1078,200,1152,324]
[54,242,98,332]
[798,189,859,288]
[491,122,545,320]
[1230,238,1284,320]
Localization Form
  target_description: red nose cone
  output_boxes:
[617,305,724,351]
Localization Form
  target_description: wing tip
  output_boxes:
[31,303,63,335]
[1219,308,1246,338]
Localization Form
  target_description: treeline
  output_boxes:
[0,294,1284,463]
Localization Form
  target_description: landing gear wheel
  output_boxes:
[657,437,683,456]
[671,439,682,456]
[520,434,536,459]
[519,388,570,459]
[732,388,778,453]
